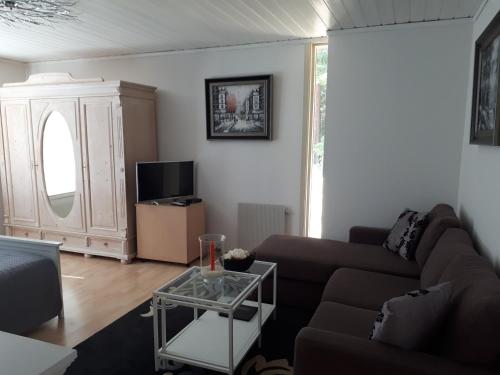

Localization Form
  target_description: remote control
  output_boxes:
[171,201,189,206]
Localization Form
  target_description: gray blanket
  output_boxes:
[0,250,62,334]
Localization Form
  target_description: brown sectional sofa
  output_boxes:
[253,204,500,374]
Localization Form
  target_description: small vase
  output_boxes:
[199,234,225,280]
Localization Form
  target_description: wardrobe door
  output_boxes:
[80,97,124,236]
[0,110,10,227]
[31,99,85,232]
[0,100,39,227]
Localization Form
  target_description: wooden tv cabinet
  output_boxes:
[136,202,205,264]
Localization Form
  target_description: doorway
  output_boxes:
[304,43,328,238]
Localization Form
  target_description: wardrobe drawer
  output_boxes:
[11,228,41,240]
[44,232,86,250]
[89,238,123,254]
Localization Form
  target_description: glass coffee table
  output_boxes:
[152,260,277,375]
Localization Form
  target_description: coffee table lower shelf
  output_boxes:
[158,301,274,373]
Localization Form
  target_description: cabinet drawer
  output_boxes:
[44,232,86,250]
[89,237,123,254]
[11,227,41,240]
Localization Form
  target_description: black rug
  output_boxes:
[66,299,312,375]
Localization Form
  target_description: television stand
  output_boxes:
[135,202,205,264]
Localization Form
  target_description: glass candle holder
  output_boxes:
[199,234,226,280]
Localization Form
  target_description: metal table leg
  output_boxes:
[161,298,167,355]
[273,266,277,320]
[228,310,234,375]
[258,280,262,348]
[153,295,159,371]
[194,279,198,320]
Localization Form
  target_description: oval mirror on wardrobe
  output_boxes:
[42,111,76,218]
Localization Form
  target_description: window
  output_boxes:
[303,43,328,238]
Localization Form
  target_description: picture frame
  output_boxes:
[205,75,272,140]
[470,10,500,145]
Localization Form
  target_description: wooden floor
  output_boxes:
[26,252,186,348]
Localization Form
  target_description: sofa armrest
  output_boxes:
[349,226,390,246]
[294,328,491,375]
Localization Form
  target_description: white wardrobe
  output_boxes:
[0,73,157,263]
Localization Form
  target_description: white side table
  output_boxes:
[153,260,277,375]
[0,331,77,375]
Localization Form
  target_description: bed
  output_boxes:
[0,235,63,334]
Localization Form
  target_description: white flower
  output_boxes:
[224,248,249,260]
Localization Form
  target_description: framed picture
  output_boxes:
[205,75,272,140]
[470,10,500,145]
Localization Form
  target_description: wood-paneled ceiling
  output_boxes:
[0,0,484,63]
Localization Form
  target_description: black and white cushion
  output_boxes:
[383,209,428,260]
[369,282,451,350]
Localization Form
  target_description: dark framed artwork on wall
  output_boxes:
[470,10,500,145]
[205,75,272,140]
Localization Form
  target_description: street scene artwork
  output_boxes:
[206,75,272,139]
[471,11,500,145]
[477,35,499,133]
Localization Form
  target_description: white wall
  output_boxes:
[0,59,25,85]
[29,43,307,248]
[458,0,500,269]
[0,59,26,234]
[322,22,472,241]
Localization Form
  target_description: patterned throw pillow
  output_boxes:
[369,282,451,350]
[383,209,428,260]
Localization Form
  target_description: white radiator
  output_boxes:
[238,203,287,251]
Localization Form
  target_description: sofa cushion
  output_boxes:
[253,235,342,284]
[265,277,324,310]
[383,209,428,260]
[309,301,378,339]
[439,254,496,285]
[369,282,452,350]
[254,235,421,284]
[435,254,500,364]
[349,226,390,246]
[420,228,475,288]
[415,204,461,268]
[440,277,500,364]
[322,268,419,310]
[330,243,421,279]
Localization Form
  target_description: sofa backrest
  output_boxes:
[436,254,500,365]
[414,204,461,268]
[419,228,476,288]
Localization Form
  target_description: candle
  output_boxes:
[210,240,215,271]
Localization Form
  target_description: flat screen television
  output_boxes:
[136,161,194,202]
